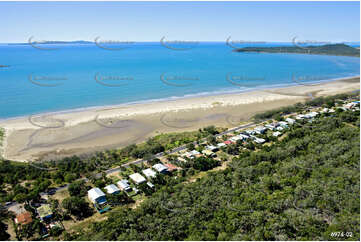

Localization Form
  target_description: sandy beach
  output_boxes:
[0,77,359,162]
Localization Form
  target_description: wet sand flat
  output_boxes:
[0,77,359,162]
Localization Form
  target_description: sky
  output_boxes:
[0,1,359,43]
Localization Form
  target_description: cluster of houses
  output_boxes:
[87,163,174,212]
[10,202,62,238]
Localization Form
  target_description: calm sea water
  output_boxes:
[0,42,359,119]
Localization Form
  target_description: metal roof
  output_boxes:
[104,184,120,194]
[88,187,106,200]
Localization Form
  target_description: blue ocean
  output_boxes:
[0,42,359,119]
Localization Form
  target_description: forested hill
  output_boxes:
[72,105,360,240]
[233,44,360,57]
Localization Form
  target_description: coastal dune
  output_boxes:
[0,77,359,162]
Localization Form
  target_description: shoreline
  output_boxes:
[0,76,359,162]
[0,74,359,124]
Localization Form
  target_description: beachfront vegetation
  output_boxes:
[234,43,360,57]
[70,100,360,241]
[0,92,359,240]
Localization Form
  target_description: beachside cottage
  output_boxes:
[142,168,157,179]
[273,131,282,137]
[117,179,132,192]
[37,204,53,221]
[285,118,295,125]
[254,126,267,134]
[88,188,107,205]
[15,211,33,225]
[153,163,168,174]
[104,184,120,195]
[129,173,147,185]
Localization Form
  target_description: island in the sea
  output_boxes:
[233,43,360,57]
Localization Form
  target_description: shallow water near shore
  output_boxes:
[0,42,359,119]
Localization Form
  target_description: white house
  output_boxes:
[217,142,226,148]
[129,173,147,185]
[147,182,155,189]
[104,184,120,195]
[152,163,168,173]
[245,130,256,135]
[230,136,242,142]
[142,168,157,179]
[88,188,107,204]
[276,126,284,131]
[265,124,276,130]
[273,131,282,137]
[278,121,288,128]
[296,114,305,120]
[240,134,250,139]
[206,145,218,151]
[117,179,131,192]
[254,126,267,134]
[189,150,200,156]
[254,137,266,144]
[285,118,295,124]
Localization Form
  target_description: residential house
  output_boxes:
[273,131,282,137]
[147,182,155,189]
[129,173,147,185]
[164,163,179,172]
[104,184,120,195]
[285,118,295,124]
[245,130,256,135]
[202,149,216,157]
[278,121,288,128]
[15,211,32,225]
[206,145,218,152]
[153,163,168,174]
[254,137,266,144]
[254,126,267,134]
[88,188,107,205]
[224,140,232,145]
[117,179,132,192]
[37,204,53,221]
[217,142,226,148]
[142,168,157,179]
